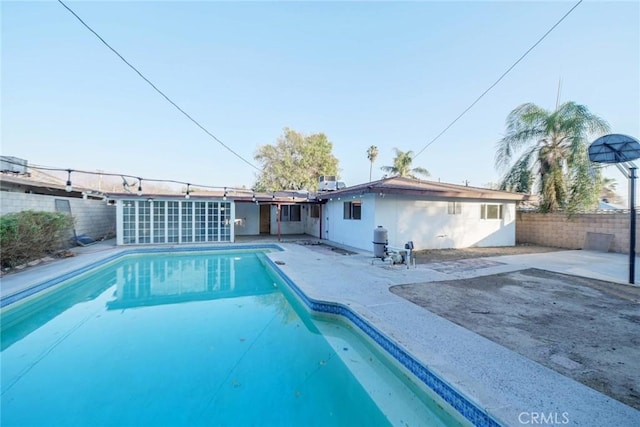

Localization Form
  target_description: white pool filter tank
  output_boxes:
[373,226,388,258]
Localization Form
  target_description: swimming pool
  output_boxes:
[1,247,481,426]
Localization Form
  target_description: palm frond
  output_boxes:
[499,149,536,192]
[495,103,550,171]
[411,166,430,177]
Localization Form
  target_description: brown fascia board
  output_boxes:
[105,192,310,203]
[316,179,527,201]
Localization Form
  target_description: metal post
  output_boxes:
[276,204,281,242]
[629,167,636,284]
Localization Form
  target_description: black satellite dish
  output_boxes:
[589,134,640,164]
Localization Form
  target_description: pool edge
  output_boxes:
[1,244,502,426]
[262,255,503,427]
[0,244,283,308]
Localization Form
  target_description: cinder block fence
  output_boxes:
[0,192,116,240]
[516,211,638,254]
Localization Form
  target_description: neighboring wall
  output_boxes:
[0,192,116,239]
[516,211,637,253]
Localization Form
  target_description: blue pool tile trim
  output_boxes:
[0,244,282,308]
[264,257,502,427]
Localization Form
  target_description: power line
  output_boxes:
[56,0,261,172]
[413,0,584,160]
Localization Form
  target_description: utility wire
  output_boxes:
[413,0,584,160]
[57,0,261,172]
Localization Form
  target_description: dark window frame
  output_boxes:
[448,201,462,215]
[280,205,302,222]
[343,201,362,220]
[309,204,320,218]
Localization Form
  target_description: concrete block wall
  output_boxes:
[0,192,116,239]
[516,211,637,253]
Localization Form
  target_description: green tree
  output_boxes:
[380,148,430,179]
[495,101,610,212]
[254,128,339,192]
[366,145,378,182]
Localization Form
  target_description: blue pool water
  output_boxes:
[1,250,466,426]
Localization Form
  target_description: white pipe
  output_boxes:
[385,245,412,268]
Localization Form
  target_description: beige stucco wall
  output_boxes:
[516,211,637,253]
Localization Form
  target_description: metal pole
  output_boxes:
[319,204,323,240]
[276,204,281,242]
[629,167,636,284]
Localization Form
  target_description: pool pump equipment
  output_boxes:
[372,226,414,268]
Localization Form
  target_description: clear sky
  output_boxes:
[2,0,639,199]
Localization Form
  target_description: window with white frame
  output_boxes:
[195,202,207,242]
[220,202,231,241]
[119,200,232,245]
[182,202,193,242]
[309,204,320,218]
[167,201,179,243]
[207,202,217,241]
[448,201,462,215]
[153,202,166,243]
[138,201,151,243]
[481,203,503,220]
[122,201,136,244]
[280,205,301,222]
[343,201,362,220]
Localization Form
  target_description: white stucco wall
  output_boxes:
[304,204,321,238]
[375,196,516,250]
[269,204,305,235]
[323,194,516,252]
[234,202,260,235]
[322,195,376,249]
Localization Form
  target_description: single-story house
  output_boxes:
[315,176,529,252]
[109,177,529,252]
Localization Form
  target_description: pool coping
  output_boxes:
[0,244,283,308]
[267,244,640,427]
[262,255,498,427]
[2,243,639,426]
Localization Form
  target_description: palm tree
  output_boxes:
[381,148,430,179]
[495,101,609,212]
[366,145,378,181]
